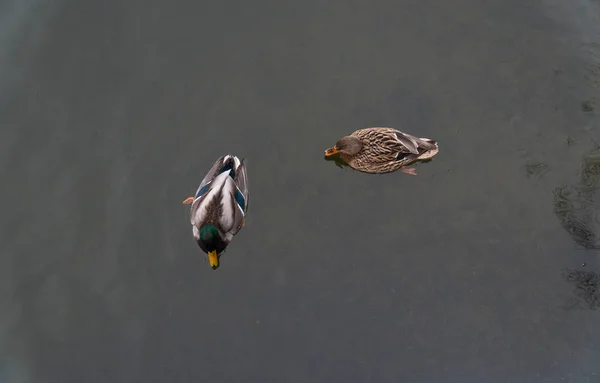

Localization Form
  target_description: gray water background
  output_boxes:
[2,0,600,382]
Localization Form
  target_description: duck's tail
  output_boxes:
[415,137,439,160]
[219,155,242,178]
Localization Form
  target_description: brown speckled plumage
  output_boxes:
[327,127,439,174]
[200,189,224,226]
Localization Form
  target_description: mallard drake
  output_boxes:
[182,155,249,270]
[324,127,439,175]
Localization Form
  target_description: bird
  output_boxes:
[324,127,439,175]
[182,155,249,270]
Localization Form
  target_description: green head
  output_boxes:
[198,225,223,270]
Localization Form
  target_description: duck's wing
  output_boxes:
[233,158,249,214]
[354,128,418,158]
[392,130,437,153]
[194,155,226,199]
[217,173,246,238]
[222,193,245,238]
[190,170,235,228]
[189,156,228,226]
[374,129,420,155]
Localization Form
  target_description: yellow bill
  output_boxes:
[208,250,219,270]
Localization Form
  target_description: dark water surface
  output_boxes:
[2,0,600,382]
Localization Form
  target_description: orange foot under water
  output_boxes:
[401,167,417,176]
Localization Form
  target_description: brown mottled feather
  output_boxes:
[340,127,439,174]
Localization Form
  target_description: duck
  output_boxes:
[324,127,439,175]
[182,155,249,270]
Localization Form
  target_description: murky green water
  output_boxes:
[1,0,600,382]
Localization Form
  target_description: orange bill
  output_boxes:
[182,196,194,204]
[324,146,339,156]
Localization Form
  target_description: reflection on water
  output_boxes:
[556,142,600,310]
[323,153,350,170]
[553,144,600,249]
[554,186,599,249]
[525,161,549,178]
[562,268,600,310]
[322,152,436,172]
[581,97,598,113]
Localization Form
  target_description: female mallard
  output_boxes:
[182,155,249,270]
[324,127,439,175]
